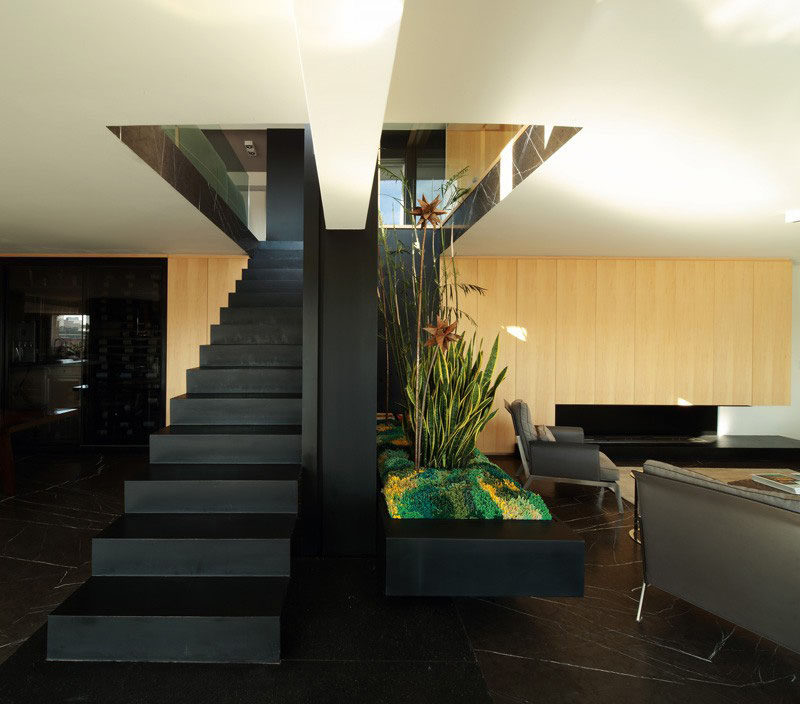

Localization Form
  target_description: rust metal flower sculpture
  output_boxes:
[424,317,461,353]
[410,194,447,229]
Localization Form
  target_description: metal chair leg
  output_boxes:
[636,582,647,622]
[613,482,623,513]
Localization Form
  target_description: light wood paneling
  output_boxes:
[634,260,676,404]
[455,256,791,451]
[516,260,557,424]
[752,261,792,405]
[450,257,478,338]
[476,258,517,453]
[167,258,208,420]
[166,255,246,423]
[445,124,522,190]
[555,259,596,404]
[208,256,248,325]
[673,260,715,405]
[595,260,636,403]
[713,261,754,405]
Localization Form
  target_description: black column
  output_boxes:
[267,129,305,241]
[300,129,321,555]
[304,128,377,556]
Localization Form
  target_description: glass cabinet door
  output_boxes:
[4,265,86,445]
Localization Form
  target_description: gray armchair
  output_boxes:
[505,399,623,513]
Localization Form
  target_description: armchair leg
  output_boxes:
[612,482,623,513]
[523,475,534,490]
[515,436,530,481]
[636,582,647,622]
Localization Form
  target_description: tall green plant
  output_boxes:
[377,164,491,469]
[403,335,507,470]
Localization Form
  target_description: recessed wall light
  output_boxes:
[785,209,800,223]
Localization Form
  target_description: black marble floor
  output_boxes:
[1,451,799,703]
[0,449,146,665]
[470,457,800,704]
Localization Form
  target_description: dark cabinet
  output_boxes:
[1,259,166,446]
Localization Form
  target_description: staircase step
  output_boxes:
[255,240,303,250]
[242,268,302,282]
[125,465,300,513]
[91,514,295,577]
[47,576,287,663]
[199,343,301,367]
[219,306,301,326]
[150,425,301,464]
[228,291,303,307]
[236,279,302,293]
[171,393,301,424]
[210,322,301,345]
[249,250,303,267]
[186,367,301,394]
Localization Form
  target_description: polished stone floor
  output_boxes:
[0,449,145,665]
[470,456,800,704]
[1,450,799,703]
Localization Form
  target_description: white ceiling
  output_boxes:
[0,0,306,253]
[1,0,798,255]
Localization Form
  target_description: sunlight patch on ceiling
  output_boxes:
[682,0,800,44]
[541,126,780,220]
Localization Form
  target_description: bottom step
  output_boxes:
[47,576,288,663]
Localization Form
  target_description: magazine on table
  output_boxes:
[751,472,800,494]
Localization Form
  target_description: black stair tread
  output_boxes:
[255,240,303,250]
[188,366,301,372]
[219,305,302,312]
[155,424,302,436]
[52,576,288,617]
[97,513,296,540]
[143,464,302,481]
[175,392,301,400]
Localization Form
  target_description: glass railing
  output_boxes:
[162,125,249,226]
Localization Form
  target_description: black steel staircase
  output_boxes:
[46,241,303,663]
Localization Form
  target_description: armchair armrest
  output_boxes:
[548,426,584,443]
[529,441,600,481]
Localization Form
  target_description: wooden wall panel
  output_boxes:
[595,260,636,403]
[208,256,248,325]
[752,261,792,405]
[454,256,791,452]
[673,261,715,405]
[475,258,518,453]
[634,260,676,404]
[166,255,246,423]
[713,261,754,405]
[450,257,478,338]
[555,259,596,404]
[445,124,522,190]
[516,259,557,424]
[167,258,208,419]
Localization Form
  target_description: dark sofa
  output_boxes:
[637,460,800,654]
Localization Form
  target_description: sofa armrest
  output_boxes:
[549,426,585,444]
[529,441,600,481]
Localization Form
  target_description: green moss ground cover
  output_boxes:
[378,420,551,520]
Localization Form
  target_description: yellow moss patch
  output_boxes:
[383,469,423,518]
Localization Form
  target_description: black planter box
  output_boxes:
[380,503,585,597]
